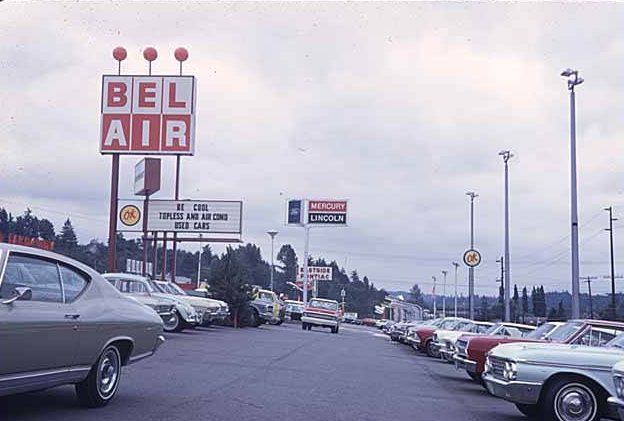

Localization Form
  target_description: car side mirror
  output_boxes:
[2,287,32,305]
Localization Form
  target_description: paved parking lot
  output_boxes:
[1,323,523,421]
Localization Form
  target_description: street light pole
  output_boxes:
[499,150,513,322]
[441,270,448,316]
[267,230,279,292]
[561,68,584,319]
[605,207,618,319]
[452,262,459,317]
[466,191,478,319]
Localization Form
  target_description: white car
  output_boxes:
[434,321,494,362]
[154,281,229,326]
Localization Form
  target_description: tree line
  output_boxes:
[0,208,388,319]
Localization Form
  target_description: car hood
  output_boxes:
[179,295,221,310]
[490,342,624,367]
[126,293,174,306]
[437,330,475,343]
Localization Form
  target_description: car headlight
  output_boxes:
[503,361,517,381]
[433,333,438,342]
[614,375,624,399]
[484,356,491,374]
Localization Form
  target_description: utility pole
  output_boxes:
[561,68,584,319]
[466,191,479,319]
[583,276,597,319]
[496,256,504,321]
[605,207,618,320]
[267,230,279,292]
[196,233,203,288]
[452,262,459,318]
[441,270,448,316]
[432,276,437,317]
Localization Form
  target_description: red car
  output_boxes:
[411,317,471,357]
[454,319,624,382]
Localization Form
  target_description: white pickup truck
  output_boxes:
[301,298,341,334]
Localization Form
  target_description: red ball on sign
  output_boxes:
[174,47,189,62]
[143,47,158,62]
[112,46,127,61]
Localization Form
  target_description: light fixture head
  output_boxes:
[561,68,576,77]
[267,230,279,238]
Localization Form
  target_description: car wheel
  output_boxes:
[163,311,183,333]
[249,309,261,327]
[75,345,122,408]
[425,341,437,358]
[467,371,480,382]
[276,320,283,326]
[515,403,539,418]
[335,326,339,334]
[540,377,602,421]
[302,323,308,330]
[307,325,313,331]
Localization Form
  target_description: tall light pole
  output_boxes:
[499,150,513,322]
[441,270,448,316]
[452,262,459,317]
[432,276,437,317]
[466,191,478,319]
[267,230,279,292]
[561,68,584,319]
[605,207,618,320]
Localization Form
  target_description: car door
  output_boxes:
[0,252,80,376]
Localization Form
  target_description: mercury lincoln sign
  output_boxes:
[307,200,348,225]
[100,75,196,155]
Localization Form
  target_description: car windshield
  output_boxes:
[544,321,584,342]
[607,333,624,349]
[454,321,473,331]
[308,299,338,311]
[474,324,493,334]
[440,319,463,330]
[525,322,559,340]
[167,283,188,296]
[149,280,170,294]
[485,323,502,335]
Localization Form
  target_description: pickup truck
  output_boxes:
[301,298,341,334]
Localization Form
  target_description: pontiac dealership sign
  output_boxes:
[297,266,333,281]
[100,75,196,155]
[307,200,347,225]
[148,200,242,234]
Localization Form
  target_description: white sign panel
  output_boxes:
[148,200,242,234]
[297,266,333,281]
[126,259,152,275]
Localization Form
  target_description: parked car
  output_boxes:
[249,288,285,325]
[153,281,229,326]
[284,299,305,321]
[607,360,624,421]
[405,318,444,348]
[361,318,376,327]
[411,317,471,357]
[0,244,164,407]
[434,321,494,362]
[301,298,341,333]
[390,320,428,343]
[438,322,534,363]
[103,273,200,332]
[454,321,564,381]
[483,323,624,421]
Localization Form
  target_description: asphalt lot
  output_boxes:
[1,323,522,421]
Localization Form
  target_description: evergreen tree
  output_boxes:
[408,283,425,307]
[557,300,566,319]
[276,244,298,293]
[512,284,519,322]
[479,296,489,320]
[55,218,79,258]
[209,247,253,328]
[521,286,529,323]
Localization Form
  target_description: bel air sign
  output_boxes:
[100,75,196,155]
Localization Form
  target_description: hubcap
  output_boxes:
[97,348,120,398]
[555,383,596,421]
[164,313,179,330]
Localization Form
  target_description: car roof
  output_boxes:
[499,322,536,329]
[0,243,99,278]
[102,272,150,281]
[309,298,339,303]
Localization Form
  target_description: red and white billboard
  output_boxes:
[100,75,196,155]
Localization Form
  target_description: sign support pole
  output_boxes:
[142,191,150,276]
[302,225,310,303]
[172,155,181,283]
[152,231,158,278]
[107,154,120,272]
[161,232,167,281]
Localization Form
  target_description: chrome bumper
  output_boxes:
[301,315,338,327]
[439,348,456,362]
[453,354,477,374]
[482,374,542,405]
[607,396,624,420]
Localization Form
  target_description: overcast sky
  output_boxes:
[2,1,624,296]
